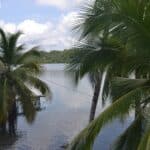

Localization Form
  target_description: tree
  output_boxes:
[67,0,150,149]
[68,30,124,122]
[0,28,49,135]
[68,36,115,122]
[69,54,102,122]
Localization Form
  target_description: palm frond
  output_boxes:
[9,75,36,123]
[0,78,8,122]
[16,62,42,75]
[68,86,150,150]
[68,36,123,82]
[75,0,116,38]
[138,127,150,150]
[111,77,150,100]
[12,66,49,95]
[7,31,22,64]
[16,47,41,64]
[113,115,143,150]
[26,76,50,95]
[16,44,25,51]
[0,28,8,52]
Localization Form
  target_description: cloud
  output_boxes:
[0,21,17,33]
[36,0,85,10]
[36,0,68,9]
[58,12,78,32]
[18,20,52,35]
[0,12,78,51]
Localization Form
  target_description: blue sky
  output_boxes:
[0,0,66,23]
[0,0,90,50]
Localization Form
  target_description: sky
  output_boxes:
[0,0,92,51]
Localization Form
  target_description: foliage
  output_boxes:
[68,78,150,150]
[67,0,150,149]
[0,28,49,123]
[39,49,77,64]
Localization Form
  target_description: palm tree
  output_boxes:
[68,42,104,122]
[67,0,150,149]
[68,31,124,122]
[0,28,49,134]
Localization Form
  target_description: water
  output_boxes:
[0,64,132,150]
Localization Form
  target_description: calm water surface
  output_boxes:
[0,64,132,150]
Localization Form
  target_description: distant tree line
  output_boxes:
[39,49,77,64]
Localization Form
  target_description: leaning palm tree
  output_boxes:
[0,28,49,134]
[68,32,125,122]
[69,52,102,122]
[68,0,150,149]
[68,41,103,122]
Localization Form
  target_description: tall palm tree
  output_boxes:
[70,61,102,123]
[68,0,150,149]
[68,32,124,122]
[0,28,49,134]
[68,40,104,122]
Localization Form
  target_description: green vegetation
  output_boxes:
[39,49,77,64]
[68,0,150,150]
[0,28,49,135]
[0,0,150,149]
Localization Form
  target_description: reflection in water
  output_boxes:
[0,134,19,150]
[0,64,132,150]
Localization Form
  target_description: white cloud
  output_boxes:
[58,12,78,33]
[36,0,68,9]
[0,0,96,50]
[36,0,85,10]
[0,21,17,33]
[0,12,78,51]
[18,20,52,35]
[4,24,17,33]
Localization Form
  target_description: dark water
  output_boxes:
[0,64,132,150]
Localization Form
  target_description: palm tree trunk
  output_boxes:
[135,101,141,118]
[135,72,142,119]
[0,121,6,133]
[8,101,17,135]
[89,79,101,122]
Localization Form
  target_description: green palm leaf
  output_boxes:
[10,75,36,123]
[111,77,150,100]
[6,31,22,64]
[16,47,41,64]
[68,86,150,150]
[0,28,8,52]
[0,78,8,122]
[113,116,143,150]
[138,127,150,150]
[26,76,50,95]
